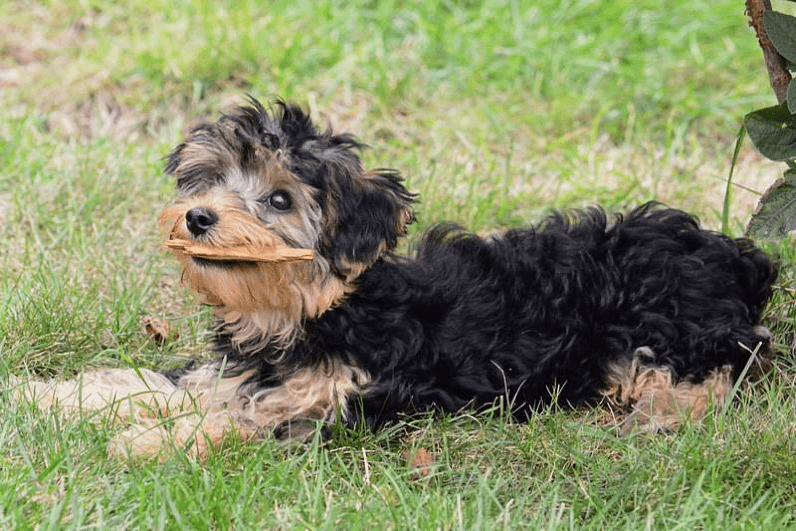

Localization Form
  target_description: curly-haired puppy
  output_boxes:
[19,98,778,458]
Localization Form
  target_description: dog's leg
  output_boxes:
[603,323,773,434]
[602,348,735,434]
[109,357,370,458]
[620,365,733,434]
[105,363,258,458]
[13,369,188,422]
[12,364,256,458]
[108,410,261,459]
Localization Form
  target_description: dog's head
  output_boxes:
[159,98,415,348]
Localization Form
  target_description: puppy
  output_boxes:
[18,98,778,457]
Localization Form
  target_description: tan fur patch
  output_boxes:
[601,348,734,433]
[336,252,384,282]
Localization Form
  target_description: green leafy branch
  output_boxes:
[742,0,796,239]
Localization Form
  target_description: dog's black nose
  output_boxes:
[185,207,218,236]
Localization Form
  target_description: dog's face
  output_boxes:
[159,99,414,348]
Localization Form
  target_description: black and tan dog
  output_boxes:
[19,98,778,457]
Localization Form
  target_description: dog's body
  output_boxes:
[19,99,778,457]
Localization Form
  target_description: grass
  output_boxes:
[2,0,796,528]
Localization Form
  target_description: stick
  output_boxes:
[164,239,314,263]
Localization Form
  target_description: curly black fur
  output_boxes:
[163,99,778,436]
[220,203,777,427]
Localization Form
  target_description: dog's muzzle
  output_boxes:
[185,207,218,236]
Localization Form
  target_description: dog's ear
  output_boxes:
[324,168,415,279]
[272,102,415,278]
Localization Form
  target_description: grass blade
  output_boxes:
[723,124,747,234]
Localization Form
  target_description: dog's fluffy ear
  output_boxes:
[324,168,415,279]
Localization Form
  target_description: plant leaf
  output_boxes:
[746,169,796,240]
[764,11,796,64]
[789,78,796,114]
[744,102,796,161]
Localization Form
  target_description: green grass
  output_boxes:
[2,0,796,528]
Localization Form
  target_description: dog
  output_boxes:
[18,98,778,458]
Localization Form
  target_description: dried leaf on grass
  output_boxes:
[401,447,434,480]
[142,316,178,344]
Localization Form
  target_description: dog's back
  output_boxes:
[323,203,777,427]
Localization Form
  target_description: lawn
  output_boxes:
[2,0,796,528]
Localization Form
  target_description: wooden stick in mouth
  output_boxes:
[164,239,314,263]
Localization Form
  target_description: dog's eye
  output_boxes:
[268,190,292,211]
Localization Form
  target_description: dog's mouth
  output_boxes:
[159,204,315,266]
[191,256,259,268]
